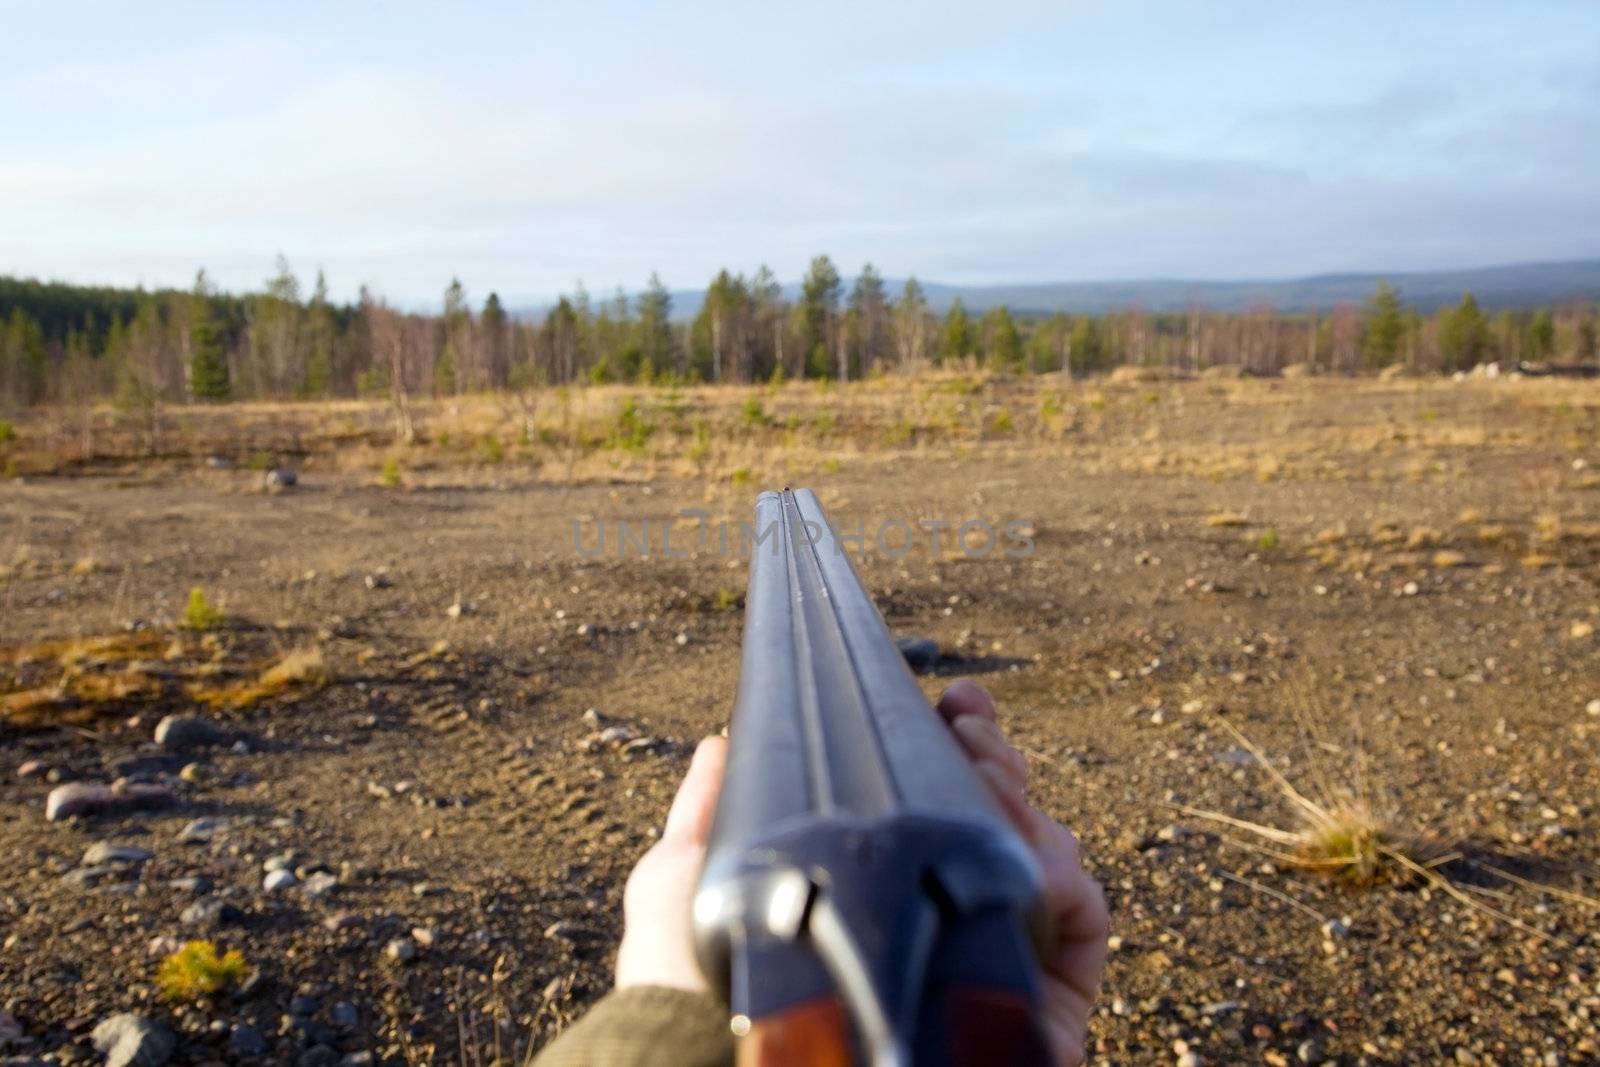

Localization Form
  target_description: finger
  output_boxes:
[936,678,997,725]
[952,715,1029,791]
[661,735,729,845]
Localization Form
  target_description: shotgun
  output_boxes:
[693,488,1051,1067]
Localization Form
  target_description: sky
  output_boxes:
[3,0,1599,307]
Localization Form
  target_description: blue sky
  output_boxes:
[3,1,1598,306]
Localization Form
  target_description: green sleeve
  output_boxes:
[528,986,734,1067]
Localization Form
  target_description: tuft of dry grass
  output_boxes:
[1206,511,1248,528]
[1177,711,1594,943]
[259,646,328,689]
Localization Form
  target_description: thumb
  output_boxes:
[661,735,729,846]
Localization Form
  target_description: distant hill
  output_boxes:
[514,258,1600,320]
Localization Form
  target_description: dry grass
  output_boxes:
[1177,711,1595,943]
[1206,511,1248,528]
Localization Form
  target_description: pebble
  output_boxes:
[181,897,244,929]
[228,1022,268,1059]
[82,842,154,867]
[301,872,340,898]
[91,1013,174,1067]
[1587,698,1600,717]
[177,818,226,844]
[263,870,298,892]
[265,468,298,489]
[45,782,175,822]
[154,715,228,751]
[674,632,689,645]
[411,927,437,947]
[329,1003,358,1029]
[385,938,418,963]
[15,760,46,779]
[1401,580,1419,596]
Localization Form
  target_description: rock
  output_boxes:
[168,875,212,895]
[153,716,228,751]
[181,897,244,929]
[322,912,361,931]
[63,864,128,886]
[108,754,184,780]
[227,1023,268,1059]
[1320,917,1350,938]
[1401,580,1419,597]
[328,1003,358,1030]
[0,1009,23,1045]
[288,995,321,1017]
[82,842,154,867]
[264,468,298,490]
[410,927,437,947]
[384,938,417,963]
[1588,698,1600,717]
[90,1014,174,1067]
[674,632,689,646]
[339,1053,373,1067]
[177,763,206,785]
[176,818,225,844]
[364,572,392,590]
[895,636,940,672]
[263,870,297,892]
[45,782,175,822]
[300,872,339,898]
[296,1047,337,1067]
[15,759,46,779]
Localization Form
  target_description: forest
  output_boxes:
[3,255,1598,417]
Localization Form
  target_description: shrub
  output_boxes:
[741,398,770,428]
[1256,527,1281,552]
[181,587,225,631]
[480,434,505,464]
[812,410,836,433]
[686,419,711,465]
[0,420,15,445]
[157,940,249,1001]
[609,397,653,452]
[378,458,402,487]
[713,588,740,611]
[991,407,1014,434]
[729,467,752,486]
[246,452,274,471]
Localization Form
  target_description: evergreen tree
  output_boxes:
[938,299,973,364]
[799,256,842,377]
[482,292,510,388]
[636,273,675,373]
[188,271,230,401]
[1439,293,1490,371]
[848,264,889,377]
[983,306,1023,372]
[1361,280,1404,367]
[892,277,930,368]
[1525,308,1555,362]
[303,271,335,397]
[1,307,48,407]
[1068,316,1105,374]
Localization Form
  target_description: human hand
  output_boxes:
[935,679,1109,1067]
[615,734,728,993]
[614,681,1109,1066]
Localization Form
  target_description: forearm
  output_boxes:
[527,986,732,1067]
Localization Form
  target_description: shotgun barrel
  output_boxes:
[693,488,1051,1067]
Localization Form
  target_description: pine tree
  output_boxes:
[938,299,973,364]
[983,306,1023,372]
[1439,293,1489,372]
[800,256,842,377]
[1361,280,1404,368]
[188,271,231,401]
[303,271,335,397]
[636,273,675,374]
[1525,308,1555,363]
[892,277,930,368]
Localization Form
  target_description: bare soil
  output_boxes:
[2,376,1597,1065]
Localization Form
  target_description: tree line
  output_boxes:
[3,259,1598,418]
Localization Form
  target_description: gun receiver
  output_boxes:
[694,488,1050,1067]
